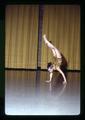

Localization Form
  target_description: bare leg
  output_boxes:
[56,66,67,84]
[46,72,53,83]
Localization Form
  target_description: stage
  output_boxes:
[5,70,80,115]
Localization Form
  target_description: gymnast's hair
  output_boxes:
[47,62,53,69]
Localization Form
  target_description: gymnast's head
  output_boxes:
[47,62,54,73]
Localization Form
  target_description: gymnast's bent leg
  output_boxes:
[56,66,67,84]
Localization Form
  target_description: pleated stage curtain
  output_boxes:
[41,5,80,70]
[5,5,39,69]
[5,5,80,70]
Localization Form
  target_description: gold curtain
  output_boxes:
[5,5,80,70]
[5,5,39,69]
[41,5,80,70]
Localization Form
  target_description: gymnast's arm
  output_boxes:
[43,34,54,49]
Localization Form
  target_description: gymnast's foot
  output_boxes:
[45,80,51,83]
[63,81,67,84]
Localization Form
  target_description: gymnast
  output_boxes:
[43,34,67,84]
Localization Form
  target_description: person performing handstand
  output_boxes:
[43,34,67,84]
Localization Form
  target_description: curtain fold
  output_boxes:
[5,5,39,69]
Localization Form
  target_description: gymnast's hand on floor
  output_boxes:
[45,80,51,83]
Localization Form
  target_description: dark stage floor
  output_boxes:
[5,70,80,115]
